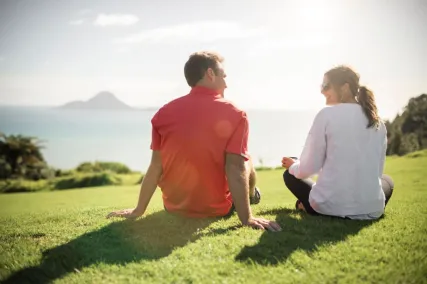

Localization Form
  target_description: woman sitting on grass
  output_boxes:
[281,65,394,219]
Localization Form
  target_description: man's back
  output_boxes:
[150,86,249,217]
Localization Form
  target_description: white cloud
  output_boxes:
[114,21,265,44]
[69,19,84,25]
[0,57,4,62]
[94,14,139,27]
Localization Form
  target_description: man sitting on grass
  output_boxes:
[107,51,281,232]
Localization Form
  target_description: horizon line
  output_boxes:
[0,103,320,111]
[0,103,402,119]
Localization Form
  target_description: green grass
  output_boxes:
[0,152,426,283]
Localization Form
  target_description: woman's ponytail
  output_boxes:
[357,86,380,129]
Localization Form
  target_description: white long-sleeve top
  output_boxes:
[289,103,387,219]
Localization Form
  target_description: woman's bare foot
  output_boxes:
[295,200,306,212]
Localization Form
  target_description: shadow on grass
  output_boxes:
[2,210,221,284]
[236,208,377,265]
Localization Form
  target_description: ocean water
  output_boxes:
[0,106,318,172]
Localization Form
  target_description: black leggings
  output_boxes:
[283,170,394,215]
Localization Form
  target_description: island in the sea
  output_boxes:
[58,91,135,110]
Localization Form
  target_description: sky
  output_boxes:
[0,0,426,119]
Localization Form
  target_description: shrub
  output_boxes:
[0,179,49,193]
[76,161,131,174]
[399,133,420,156]
[54,172,121,190]
[75,162,92,172]
[405,149,427,159]
[115,173,144,185]
[24,164,56,180]
[54,169,75,177]
[0,158,12,180]
[0,133,47,180]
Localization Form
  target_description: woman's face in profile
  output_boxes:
[321,75,338,104]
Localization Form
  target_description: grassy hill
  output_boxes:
[0,151,426,283]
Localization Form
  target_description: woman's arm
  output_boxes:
[289,109,328,179]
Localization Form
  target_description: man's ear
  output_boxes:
[206,68,215,79]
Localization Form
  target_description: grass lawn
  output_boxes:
[1,152,426,283]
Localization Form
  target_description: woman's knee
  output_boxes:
[283,170,293,187]
[381,174,394,190]
[381,174,394,203]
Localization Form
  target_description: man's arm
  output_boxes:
[225,153,281,231]
[225,112,281,232]
[225,153,252,225]
[106,150,162,219]
[133,150,163,214]
[107,109,164,219]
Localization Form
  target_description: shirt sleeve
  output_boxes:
[150,110,161,151]
[225,112,250,161]
[289,110,327,179]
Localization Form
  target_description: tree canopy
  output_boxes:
[385,94,427,156]
[0,133,48,180]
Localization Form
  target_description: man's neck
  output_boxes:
[191,84,223,97]
[194,82,214,90]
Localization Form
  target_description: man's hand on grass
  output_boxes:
[106,208,144,219]
[106,151,162,220]
[244,217,282,232]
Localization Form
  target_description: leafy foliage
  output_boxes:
[0,135,138,192]
[0,133,51,180]
[0,179,49,193]
[76,161,132,174]
[385,94,427,155]
[54,172,122,190]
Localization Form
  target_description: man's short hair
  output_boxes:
[184,51,224,87]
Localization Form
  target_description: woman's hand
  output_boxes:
[281,157,296,169]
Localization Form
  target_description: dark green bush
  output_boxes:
[76,161,131,174]
[54,169,75,177]
[24,164,56,180]
[0,179,49,193]
[399,133,420,156]
[0,158,12,180]
[385,94,427,156]
[54,172,121,190]
[405,149,427,159]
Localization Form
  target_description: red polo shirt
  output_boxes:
[150,86,249,217]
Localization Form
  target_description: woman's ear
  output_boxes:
[341,83,351,95]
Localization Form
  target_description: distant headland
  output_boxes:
[58,91,156,111]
